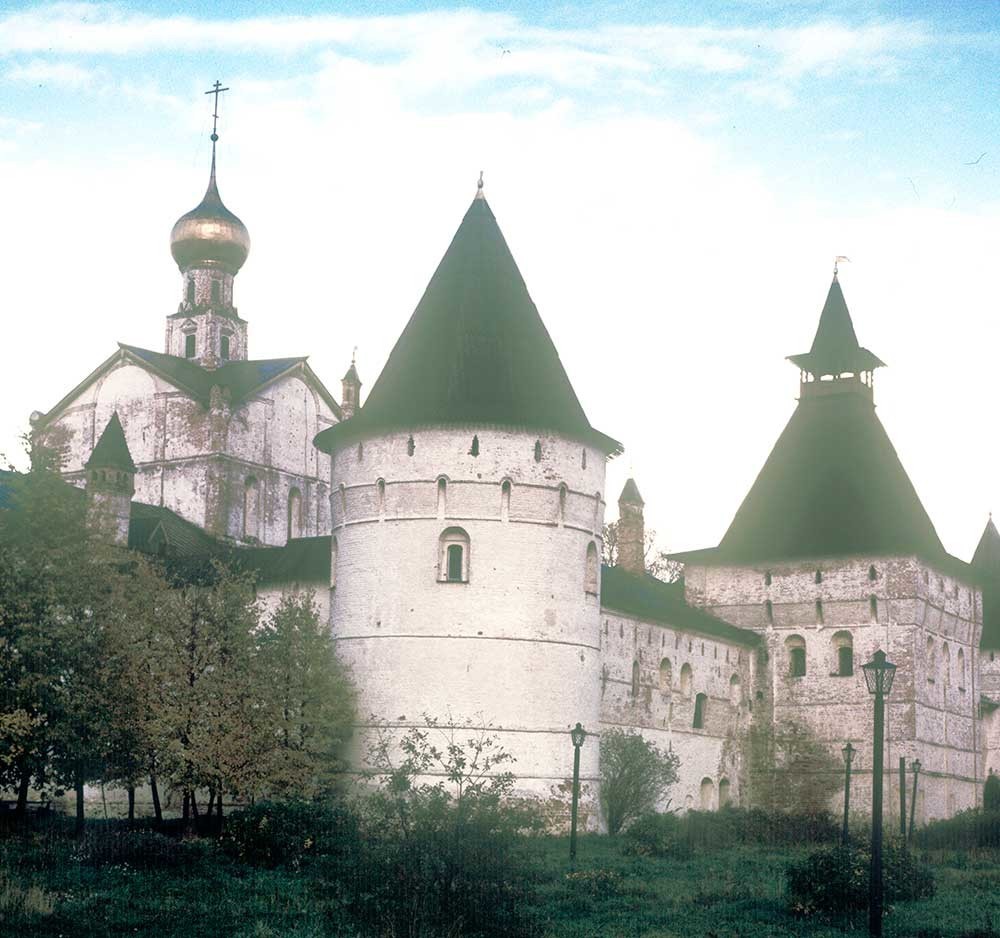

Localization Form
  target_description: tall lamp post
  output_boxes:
[569,723,587,861]
[842,742,856,846]
[908,759,921,843]
[862,650,897,938]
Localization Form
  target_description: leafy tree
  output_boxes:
[0,446,123,828]
[257,593,355,799]
[747,720,841,813]
[599,727,680,834]
[602,520,682,583]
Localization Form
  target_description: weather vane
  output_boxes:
[204,80,230,142]
[833,255,850,279]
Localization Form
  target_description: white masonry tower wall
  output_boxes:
[330,426,607,820]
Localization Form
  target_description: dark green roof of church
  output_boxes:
[315,195,620,454]
[120,346,309,409]
[85,413,136,472]
[787,279,886,377]
[600,565,760,646]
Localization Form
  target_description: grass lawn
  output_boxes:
[3,825,1000,937]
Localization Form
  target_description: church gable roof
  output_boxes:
[315,195,619,454]
[85,413,136,472]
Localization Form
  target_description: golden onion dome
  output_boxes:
[170,149,250,275]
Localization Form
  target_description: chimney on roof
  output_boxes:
[617,478,646,576]
[85,412,135,547]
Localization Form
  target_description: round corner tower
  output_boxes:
[315,181,621,818]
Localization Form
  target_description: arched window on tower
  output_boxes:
[631,660,640,698]
[439,527,469,583]
[558,484,568,524]
[869,595,879,623]
[437,477,447,519]
[211,279,221,304]
[185,333,196,359]
[926,636,936,684]
[700,777,715,810]
[186,277,195,304]
[330,536,338,590]
[942,643,951,689]
[287,487,302,540]
[500,479,511,522]
[220,334,231,361]
[243,476,259,541]
[831,631,853,676]
[718,778,731,808]
[680,663,693,698]
[693,693,707,729]
[659,658,672,694]
[534,440,542,462]
[729,673,742,706]
[958,647,966,691]
[376,478,386,518]
[786,634,807,678]
[585,542,599,594]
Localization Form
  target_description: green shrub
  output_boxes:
[621,812,692,859]
[787,839,935,920]
[599,728,679,835]
[915,809,1000,851]
[74,828,193,870]
[984,772,1000,814]
[220,800,359,870]
[563,868,627,899]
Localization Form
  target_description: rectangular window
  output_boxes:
[838,646,854,677]
[185,333,196,358]
[790,648,806,678]
[220,335,230,360]
[447,544,464,582]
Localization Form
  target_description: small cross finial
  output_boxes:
[833,255,850,280]
[204,80,230,142]
[475,170,485,200]
[352,345,357,365]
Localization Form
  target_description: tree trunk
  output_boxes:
[150,774,162,824]
[74,772,85,837]
[14,768,30,819]
[127,786,135,822]
[182,790,195,838]
[191,790,199,818]
[206,789,216,818]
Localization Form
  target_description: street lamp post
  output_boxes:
[842,742,856,846]
[908,759,921,843]
[569,723,587,861]
[862,650,897,938]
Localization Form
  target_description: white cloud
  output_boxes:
[6,59,99,88]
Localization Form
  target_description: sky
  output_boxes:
[0,1,998,561]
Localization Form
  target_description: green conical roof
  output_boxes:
[315,195,619,454]
[788,278,886,377]
[619,478,644,506]
[713,390,944,562]
[973,516,1000,649]
[86,412,136,472]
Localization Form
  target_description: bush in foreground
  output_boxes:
[621,811,692,859]
[787,839,935,920]
[599,729,679,835]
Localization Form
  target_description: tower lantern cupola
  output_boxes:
[165,83,250,367]
[85,412,135,546]
[787,272,885,400]
[341,354,362,420]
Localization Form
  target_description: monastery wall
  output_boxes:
[598,609,754,810]
[684,556,983,822]
[329,426,607,823]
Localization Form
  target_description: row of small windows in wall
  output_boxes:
[921,570,970,603]
[925,637,967,692]
[697,777,731,811]
[242,477,304,541]
[631,658,743,728]
[784,631,855,679]
[764,565,879,587]
[360,436,590,470]
[186,276,223,306]
[183,331,232,360]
